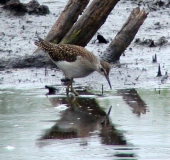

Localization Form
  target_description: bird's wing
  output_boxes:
[35,35,98,63]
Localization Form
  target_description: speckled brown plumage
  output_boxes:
[35,36,96,63]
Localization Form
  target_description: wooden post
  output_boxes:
[0,5,148,69]
[100,7,148,63]
[34,0,90,53]
[61,0,120,46]
[45,0,90,44]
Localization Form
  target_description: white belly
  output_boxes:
[56,58,97,78]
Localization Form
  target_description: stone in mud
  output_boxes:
[0,0,10,4]
[134,36,168,47]
[134,38,154,47]
[2,0,50,16]
[97,34,109,44]
[129,0,170,11]
[2,0,27,15]
[26,0,50,15]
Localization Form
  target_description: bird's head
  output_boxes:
[97,61,112,89]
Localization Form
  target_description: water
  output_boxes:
[0,87,170,159]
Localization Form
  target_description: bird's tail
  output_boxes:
[34,34,44,47]
[34,34,53,53]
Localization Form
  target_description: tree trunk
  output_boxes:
[45,0,90,44]
[61,0,120,46]
[0,3,147,69]
[34,0,89,53]
[100,7,148,63]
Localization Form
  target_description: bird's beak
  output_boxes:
[105,75,112,89]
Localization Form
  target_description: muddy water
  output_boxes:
[0,87,170,160]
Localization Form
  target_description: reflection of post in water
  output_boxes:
[40,95,127,146]
[117,89,147,116]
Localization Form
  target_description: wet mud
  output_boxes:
[0,0,170,90]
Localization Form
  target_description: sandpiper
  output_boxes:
[35,35,112,96]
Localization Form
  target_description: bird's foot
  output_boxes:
[66,86,79,96]
[66,89,79,96]
[71,87,79,96]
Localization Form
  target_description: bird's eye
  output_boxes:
[100,68,104,72]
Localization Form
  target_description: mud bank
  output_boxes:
[0,0,170,89]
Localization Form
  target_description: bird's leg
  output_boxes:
[66,79,72,96]
[70,79,79,96]
[71,86,79,96]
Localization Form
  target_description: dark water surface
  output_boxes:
[0,87,170,160]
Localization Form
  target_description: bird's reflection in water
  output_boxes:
[40,94,126,146]
[117,89,147,116]
[38,89,136,159]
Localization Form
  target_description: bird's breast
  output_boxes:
[56,58,96,78]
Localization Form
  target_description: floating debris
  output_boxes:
[45,85,58,95]
[5,145,15,150]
